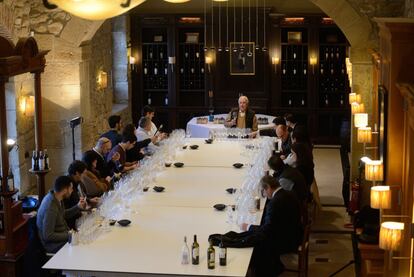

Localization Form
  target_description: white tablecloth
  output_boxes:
[186,114,275,138]
[44,138,265,277]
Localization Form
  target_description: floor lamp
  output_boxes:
[69,116,83,161]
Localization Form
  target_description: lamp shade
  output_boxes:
[379,221,404,251]
[271,56,280,65]
[164,0,190,3]
[357,127,372,143]
[48,0,146,20]
[349,93,361,104]
[370,186,391,209]
[365,160,383,181]
[205,56,213,64]
[354,113,368,128]
[351,102,365,114]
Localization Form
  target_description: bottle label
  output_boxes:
[219,248,226,259]
[209,252,215,262]
[193,248,199,258]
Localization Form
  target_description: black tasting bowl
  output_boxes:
[190,145,199,150]
[233,163,244,168]
[174,162,184,168]
[165,162,172,167]
[117,219,131,227]
[153,186,165,192]
[182,145,188,149]
[205,139,213,144]
[213,204,226,211]
[226,188,236,194]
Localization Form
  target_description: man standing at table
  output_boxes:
[241,176,302,276]
[224,95,258,132]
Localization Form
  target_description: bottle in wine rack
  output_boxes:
[340,95,344,106]
[44,149,49,170]
[154,63,158,75]
[330,64,334,75]
[330,47,334,59]
[325,95,329,106]
[165,95,169,106]
[341,64,345,74]
[303,63,307,75]
[282,64,286,75]
[293,64,297,75]
[160,51,164,59]
[301,97,305,106]
[144,63,148,75]
[0,214,4,233]
[325,48,329,60]
[288,97,292,107]
[39,151,45,171]
[320,64,324,74]
[336,47,340,59]
[7,167,14,192]
[148,93,152,105]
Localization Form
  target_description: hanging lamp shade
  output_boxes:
[354,113,368,128]
[46,0,147,20]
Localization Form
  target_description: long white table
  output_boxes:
[44,138,263,277]
[186,114,275,138]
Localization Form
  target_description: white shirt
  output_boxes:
[149,121,157,137]
[135,127,158,154]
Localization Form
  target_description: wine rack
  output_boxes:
[318,28,349,109]
[178,28,205,106]
[142,28,169,107]
[281,28,308,108]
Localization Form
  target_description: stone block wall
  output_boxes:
[407,0,414,17]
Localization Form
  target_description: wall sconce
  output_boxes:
[354,113,368,128]
[351,102,365,114]
[205,56,213,73]
[380,221,404,251]
[349,93,361,104]
[357,127,372,143]
[271,56,280,73]
[168,56,176,73]
[129,56,137,71]
[365,159,383,186]
[7,138,17,152]
[19,95,35,117]
[309,56,317,74]
[371,185,391,209]
[97,71,108,90]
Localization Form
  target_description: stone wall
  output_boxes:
[407,0,414,17]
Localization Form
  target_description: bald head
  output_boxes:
[276,125,289,141]
[95,137,112,154]
[238,96,249,112]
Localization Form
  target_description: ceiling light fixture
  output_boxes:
[42,0,147,20]
[211,0,215,51]
[164,0,191,3]
[233,0,237,52]
[262,0,267,52]
[225,0,229,52]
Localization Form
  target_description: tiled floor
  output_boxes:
[281,147,356,277]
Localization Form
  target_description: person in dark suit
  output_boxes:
[224,96,258,131]
[240,176,302,277]
[100,115,123,148]
[268,155,308,203]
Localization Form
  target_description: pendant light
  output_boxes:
[211,0,215,51]
[247,0,252,57]
[218,1,222,52]
[225,0,230,52]
[233,0,237,52]
[42,0,146,20]
[262,0,268,52]
[204,0,208,51]
[255,0,260,50]
[240,0,244,52]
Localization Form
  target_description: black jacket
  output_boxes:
[229,107,256,130]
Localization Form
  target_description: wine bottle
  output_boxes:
[144,63,148,75]
[0,214,3,233]
[325,49,329,60]
[293,65,297,75]
[32,150,37,171]
[219,238,227,266]
[301,97,305,106]
[282,64,286,75]
[181,236,190,264]
[39,151,45,171]
[154,63,158,75]
[336,47,340,59]
[165,95,169,106]
[325,95,329,106]
[207,239,215,269]
[7,167,14,192]
[288,98,292,107]
[303,64,307,75]
[192,235,200,265]
[148,93,152,105]
[320,64,324,74]
[340,95,344,106]
[44,149,49,170]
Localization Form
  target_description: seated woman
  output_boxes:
[135,117,158,155]
[81,151,110,197]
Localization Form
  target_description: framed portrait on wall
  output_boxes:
[230,42,255,75]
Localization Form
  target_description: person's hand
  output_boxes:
[249,131,258,138]
[240,223,249,231]
[160,132,168,139]
[111,152,120,162]
[77,197,87,210]
[280,155,286,160]
[151,136,158,144]
[105,176,112,183]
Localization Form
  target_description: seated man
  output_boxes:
[240,176,302,277]
[276,124,292,157]
[100,115,123,148]
[37,176,86,253]
[268,155,308,203]
[107,129,139,172]
[84,137,120,179]
[249,116,286,138]
[224,95,258,132]
[135,117,159,155]
[142,105,167,138]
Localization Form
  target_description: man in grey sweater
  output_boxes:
[36,176,86,253]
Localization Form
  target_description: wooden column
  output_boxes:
[34,71,45,201]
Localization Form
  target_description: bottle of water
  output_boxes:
[181,236,190,264]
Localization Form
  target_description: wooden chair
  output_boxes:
[281,223,311,277]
